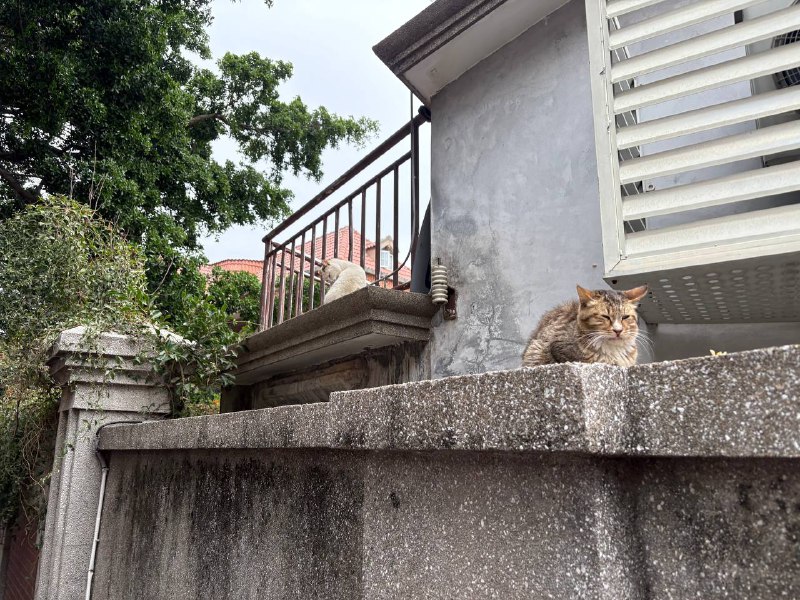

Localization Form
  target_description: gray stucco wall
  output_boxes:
[428,0,800,376]
[429,0,606,377]
[91,448,800,600]
[91,344,800,599]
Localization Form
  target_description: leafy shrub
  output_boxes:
[207,267,262,330]
[0,196,150,524]
[0,196,252,524]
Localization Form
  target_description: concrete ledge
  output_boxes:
[234,286,438,385]
[100,344,800,457]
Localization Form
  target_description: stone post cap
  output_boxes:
[47,326,175,414]
[48,325,186,360]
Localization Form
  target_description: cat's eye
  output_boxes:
[602,315,611,321]
[622,315,630,320]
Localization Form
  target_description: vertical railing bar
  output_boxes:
[287,236,296,321]
[277,243,288,325]
[334,207,340,258]
[348,198,354,262]
[295,258,303,319]
[259,241,271,330]
[360,190,367,269]
[410,118,421,267]
[309,223,316,311]
[297,229,306,317]
[375,178,382,288]
[321,216,328,304]
[392,167,399,288]
[267,250,277,329]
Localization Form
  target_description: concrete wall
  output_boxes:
[429,0,607,377]
[90,345,800,599]
[89,448,800,600]
[37,329,800,599]
[428,0,800,376]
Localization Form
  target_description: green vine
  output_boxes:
[0,196,250,526]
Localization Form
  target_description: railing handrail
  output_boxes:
[262,111,429,243]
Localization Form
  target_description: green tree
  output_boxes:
[206,268,262,331]
[0,196,150,524]
[0,196,261,523]
[0,0,377,304]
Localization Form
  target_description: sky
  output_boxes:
[198,0,433,263]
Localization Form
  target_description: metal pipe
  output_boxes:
[321,217,328,304]
[411,117,421,268]
[85,449,107,600]
[277,243,287,324]
[309,223,316,310]
[86,421,143,600]
[267,251,277,328]
[393,166,399,288]
[360,190,367,269]
[375,178,382,286]
[259,241,271,330]
[298,229,306,316]
[347,199,354,262]
[287,237,297,319]
[334,208,340,258]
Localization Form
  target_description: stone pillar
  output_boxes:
[35,327,170,600]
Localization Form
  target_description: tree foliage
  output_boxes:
[0,196,150,524]
[0,0,377,527]
[206,267,262,330]
[0,197,258,524]
[0,0,378,304]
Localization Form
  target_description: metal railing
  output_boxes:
[258,109,430,330]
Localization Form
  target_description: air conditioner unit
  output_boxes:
[743,0,800,166]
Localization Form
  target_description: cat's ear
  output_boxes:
[576,285,595,304]
[623,285,648,302]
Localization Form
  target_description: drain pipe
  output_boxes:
[85,445,108,600]
[85,421,142,600]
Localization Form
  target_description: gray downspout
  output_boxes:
[86,421,141,600]
[85,446,108,600]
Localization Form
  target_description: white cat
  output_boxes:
[316,258,367,303]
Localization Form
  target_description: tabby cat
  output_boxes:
[522,285,648,367]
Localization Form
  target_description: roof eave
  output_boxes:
[374,0,572,104]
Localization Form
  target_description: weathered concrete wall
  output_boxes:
[92,449,800,599]
[428,0,800,376]
[93,345,800,599]
[227,341,430,411]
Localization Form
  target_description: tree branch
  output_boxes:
[188,113,230,127]
[0,165,36,203]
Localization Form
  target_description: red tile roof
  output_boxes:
[200,259,263,279]
[201,227,412,287]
